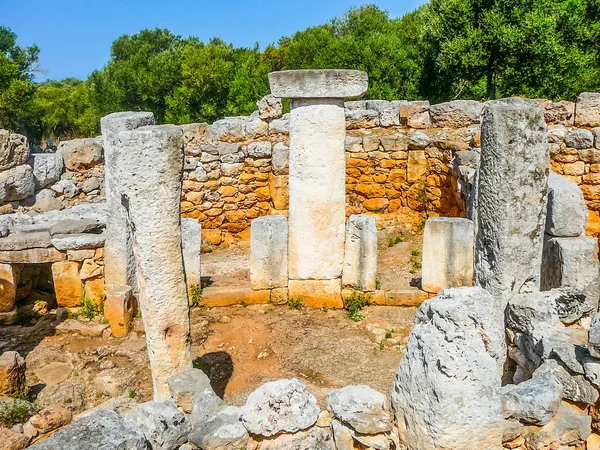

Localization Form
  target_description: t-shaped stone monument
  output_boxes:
[269,70,368,307]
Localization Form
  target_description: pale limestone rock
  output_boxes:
[250,216,288,290]
[189,406,248,450]
[430,100,483,128]
[332,420,354,450]
[181,218,201,289]
[271,143,289,175]
[167,368,212,414]
[288,279,343,309]
[392,287,505,450]
[342,215,377,291]
[257,94,283,121]
[327,385,391,434]
[534,360,598,404]
[240,378,319,437]
[564,129,594,149]
[269,70,368,98]
[112,124,191,400]
[0,129,29,171]
[259,426,335,450]
[499,374,562,426]
[0,164,35,202]
[124,401,191,450]
[51,232,105,251]
[30,152,64,189]
[421,217,474,293]
[575,92,600,127]
[475,98,549,296]
[546,172,588,237]
[58,138,103,170]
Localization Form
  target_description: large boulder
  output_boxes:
[499,374,562,425]
[0,129,29,171]
[240,378,320,437]
[0,164,35,202]
[326,385,391,434]
[30,153,64,189]
[124,401,190,450]
[545,172,588,237]
[28,410,148,449]
[58,138,104,171]
[391,287,505,450]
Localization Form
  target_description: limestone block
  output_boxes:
[272,143,289,175]
[345,108,379,129]
[589,313,600,358]
[546,172,588,237]
[181,218,201,289]
[189,405,249,450]
[565,129,594,149]
[575,92,600,127]
[342,215,377,291]
[327,385,391,434]
[248,141,271,158]
[257,94,283,120]
[391,287,506,450]
[475,98,549,296]
[499,374,562,426]
[270,287,288,305]
[288,98,346,279]
[0,231,52,251]
[533,360,598,404]
[100,111,155,292]
[52,261,84,307]
[0,248,65,264]
[421,217,474,293]
[112,124,191,400]
[104,286,133,338]
[0,263,16,312]
[0,164,35,202]
[27,410,148,450]
[200,286,270,307]
[58,138,104,170]
[250,216,288,290]
[0,129,29,170]
[407,150,427,182]
[0,427,29,450]
[84,277,105,306]
[397,100,431,129]
[269,114,289,134]
[260,427,335,450]
[366,99,400,127]
[430,100,483,128]
[269,69,368,98]
[167,368,212,414]
[30,152,64,189]
[0,351,26,396]
[51,232,105,251]
[288,279,343,309]
[541,235,600,313]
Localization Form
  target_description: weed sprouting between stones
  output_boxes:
[346,291,372,322]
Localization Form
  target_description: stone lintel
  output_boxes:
[269,70,368,99]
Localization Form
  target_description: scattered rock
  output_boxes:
[58,138,104,171]
[0,130,30,171]
[259,426,335,450]
[327,385,391,434]
[34,361,72,386]
[240,378,320,437]
[499,374,562,425]
[189,406,248,450]
[533,359,599,404]
[0,351,26,396]
[32,197,64,213]
[0,427,30,450]
[167,368,213,414]
[190,385,224,428]
[124,401,191,450]
[29,406,72,434]
[30,153,64,189]
[35,382,84,412]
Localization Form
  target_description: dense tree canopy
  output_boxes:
[2,1,600,143]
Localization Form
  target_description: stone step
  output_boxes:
[200,286,270,308]
[372,288,429,307]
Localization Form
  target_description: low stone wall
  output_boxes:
[3,93,600,246]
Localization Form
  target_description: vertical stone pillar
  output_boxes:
[100,112,155,292]
[421,217,474,294]
[250,216,288,290]
[181,218,202,290]
[475,99,549,296]
[342,214,377,292]
[269,70,368,307]
[113,124,191,400]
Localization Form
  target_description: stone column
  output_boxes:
[475,99,549,296]
[269,70,368,307]
[100,112,155,292]
[113,124,191,400]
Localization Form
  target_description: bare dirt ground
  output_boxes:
[0,230,422,413]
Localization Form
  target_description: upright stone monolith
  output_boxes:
[269,70,368,307]
[475,99,549,296]
[100,112,155,293]
[112,124,191,400]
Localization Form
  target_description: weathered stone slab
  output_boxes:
[29,203,107,225]
[0,164,35,203]
[430,100,483,128]
[124,400,190,450]
[272,143,289,175]
[574,92,600,127]
[104,286,134,338]
[499,374,562,426]
[167,369,212,414]
[200,286,270,307]
[30,152,64,189]
[541,235,600,314]
[0,248,65,264]
[0,263,16,312]
[28,410,148,450]
[250,216,288,290]
[181,218,201,289]
[533,359,599,404]
[392,287,506,450]
[475,98,549,296]
[49,219,104,236]
[51,232,105,251]
[546,172,588,237]
[342,215,377,292]
[0,231,52,251]
[55,319,109,337]
[58,138,104,170]
[260,426,335,450]
[565,129,594,149]
[189,406,248,450]
[269,70,368,98]
[288,279,343,309]
[52,261,84,307]
[327,385,391,434]
[421,217,474,293]
[0,129,29,171]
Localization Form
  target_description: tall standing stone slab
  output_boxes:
[250,216,288,290]
[475,99,549,296]
[545,172,587,238]
[100,112,155,294]
[113,124,191,400]
[269,70,367,304]
[181,218,202,290]
[421,217,474,293]
[342,214,377,292]
[391,287,506,450]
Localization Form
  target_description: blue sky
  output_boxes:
[3,0,426,82]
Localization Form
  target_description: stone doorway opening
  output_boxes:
[13,263,56,322]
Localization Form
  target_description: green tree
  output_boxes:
[0,26,39,133]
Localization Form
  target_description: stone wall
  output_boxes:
[3,93,600,246]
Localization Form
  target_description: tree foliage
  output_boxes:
[2,1,600,143]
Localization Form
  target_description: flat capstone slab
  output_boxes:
[269,70,368,99]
